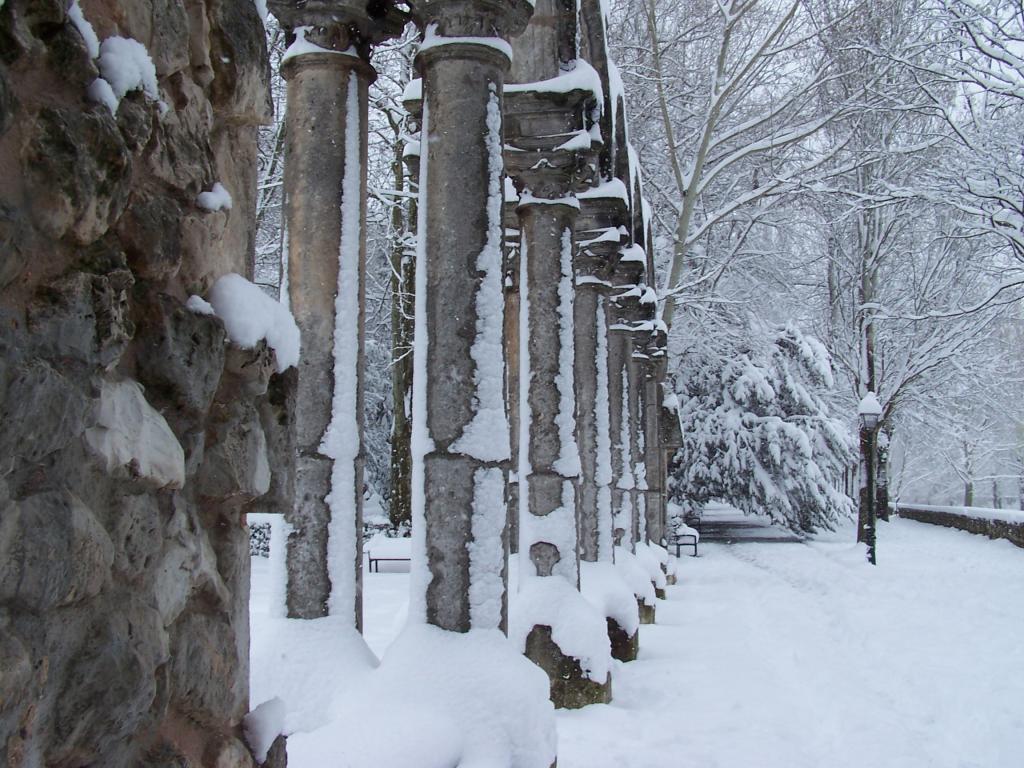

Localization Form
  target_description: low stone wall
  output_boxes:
[1,0,280,765]
[893,504,1024,549]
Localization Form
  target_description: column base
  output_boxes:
[654,586,666,600]
[607,618,639,662]
[665,573,677,586]
[637,598,656,625]
[525,625,613,709]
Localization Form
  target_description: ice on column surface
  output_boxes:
[320,72,363,618]
[595,296,614,558]
[553,228,581,478]
[468,467,507,630]
[452,86,511,463]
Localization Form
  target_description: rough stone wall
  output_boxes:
[893,506,1024,549]
[0,0,277,765]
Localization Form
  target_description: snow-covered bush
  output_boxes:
[671,323,855,532]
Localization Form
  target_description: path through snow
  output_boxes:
[558,516,1024,767]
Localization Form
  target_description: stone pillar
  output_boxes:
[504,200,522,555]
[517,187,582,584]
[278,23,374,625]
[572,214,621,564]
[409,0,533,633]
[642,354,666,546]
[607,275,643,550]
[627,331,645,546]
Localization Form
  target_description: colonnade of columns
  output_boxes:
[267,0,682,716]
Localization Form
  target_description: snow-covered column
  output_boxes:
[627,328,646,547]
[504,189,522,556]
[516,187,582,582]
[607,274,643,549]
[571,200,625,564]
[410,0,533,634]
[573,256,609,563]
[642,328,669,547]
[277,21,377,625]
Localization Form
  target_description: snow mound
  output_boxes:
[93,36,159,112]
[196,182,233,212]
[68,0,99,58]
[290,625,557,768]
[243,697,285,764]
[207,273,300,372]
[614,547,657,604]
[511,576,612,684]
[580,560,640,637]
[634,542,668,589]
[249,616,378,736]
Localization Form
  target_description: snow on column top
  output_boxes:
[206,274,301,373]
[418,23,515,63]
[507,59,605,106]
[282,26,359,63]
[577,177,629,202]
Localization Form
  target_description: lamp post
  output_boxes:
[858,392,882,565]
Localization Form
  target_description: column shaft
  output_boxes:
[413,44,512,633]
[282,52,371,627]
[519,202,581,584]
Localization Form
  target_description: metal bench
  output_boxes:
[666,532,698,557]
[365,535,411,572]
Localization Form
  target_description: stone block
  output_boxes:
[0,201,31,289]
[28,269,135,369]
[22,106,131,243]
[637,598,655,625]
[524,625,612,709]
[222,341,274,399]
[606,618,638,663]
[0,492,114,612]
[168,612,241,724]
[197,400,271,501]
[206,0,272,125]
[0,358,93,464]
[207,736,254,768]
[52,601,169,764]
[135,292,226,416]
[85,378,186,489]
[110,493,163,582]
[117,197,184,281]
[150,0,190,77]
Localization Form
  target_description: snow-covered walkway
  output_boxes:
[251,513,1024,767]
[559,517,1024,767]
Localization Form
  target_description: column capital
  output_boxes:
[269,0,407,61]
[412,0,534,42]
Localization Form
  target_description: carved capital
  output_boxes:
[412,0,533,40]
[268,0,407,43]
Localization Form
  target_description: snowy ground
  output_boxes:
[250,511,1024,767]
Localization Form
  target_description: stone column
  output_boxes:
[572,217,621,563]
[504,202,522,556]
[627,331,646,546]
[277,23,376,625]
[607,273,643,550]
[409,0,533,634]
[517,188,582,584]
[642,352,666,546]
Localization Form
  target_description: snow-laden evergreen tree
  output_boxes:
[671,324,855,532]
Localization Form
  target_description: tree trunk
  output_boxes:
[389,130,415,530]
